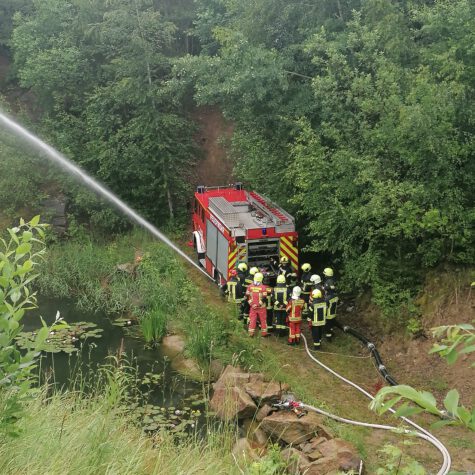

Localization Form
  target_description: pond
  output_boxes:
[22,297,207,434]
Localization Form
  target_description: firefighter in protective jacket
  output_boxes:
[237,262,249,322]
[308,289,326,349]
[246,272,269,337]
[224,269,244,320]
[300,263,313,312]
[323,267,338,339]
[286,286,305,345]
[263,274,274,333]
[273,274,288,336]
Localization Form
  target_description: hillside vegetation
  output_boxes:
[1,0,473,315]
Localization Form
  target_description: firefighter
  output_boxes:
[300,263,313,309]
[263,274,274,333]
[308,289,326,349]
[278,256,292,279]
[237,262,249,322]
[323,267,338,339]
[273,274,288,337]
[246,266,259,286]
[224,269,244,319]
[246,272,269,337]
[308,274,324,305]
[286,286,305,346]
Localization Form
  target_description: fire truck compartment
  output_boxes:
[247,238,279,268]
[206,218,228,279]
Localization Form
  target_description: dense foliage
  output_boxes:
[177,0,475,310]
[1,0,474,311]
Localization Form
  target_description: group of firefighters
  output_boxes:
[223,257,338,350]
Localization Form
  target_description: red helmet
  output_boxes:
[230,269,237,277]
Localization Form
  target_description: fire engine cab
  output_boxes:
[192,183,298,285]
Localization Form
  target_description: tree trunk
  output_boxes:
[167,186,174,220]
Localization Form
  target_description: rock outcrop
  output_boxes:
[260,410,327,444]
[209,365,363,474]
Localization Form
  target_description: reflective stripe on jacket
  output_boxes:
[309,299,326,326]
[286,298,305,322]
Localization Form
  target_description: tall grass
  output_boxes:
[0,381,243,474]
[140,307,168,345]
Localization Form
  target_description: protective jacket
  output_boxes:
[308,297,326,326]
[324,278,338,319]
[300,271,313,302]
[273,284,288,335]
[286,298,305,322]
[246,283,269,336]
[225,277,244,303]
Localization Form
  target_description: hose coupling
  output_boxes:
[378,364,386,371]
[343,325,350,331]
[367,343,375,350]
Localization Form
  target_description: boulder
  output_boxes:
[317,439,357,458]
[281,448,310,474]
[210,385,257,420]
[260,410,325,444]
[232,438,259,461]
[161,335,185,358]
[300,439,362,474]
[255,404,273,421]
[300,456,340,475]
[244,380,290,402]
[242,419,268,445]
[217,365,252,386]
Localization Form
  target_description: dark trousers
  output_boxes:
[266,309,273,331]
[241,300,249,325]
[274,309,287,336]
[311,325,324,347]
[325,317,336,338]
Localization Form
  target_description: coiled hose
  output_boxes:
[301,334,451,475]
[334,320,398,386]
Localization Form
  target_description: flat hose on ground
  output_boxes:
[300,334,451,475]
[333,320,399,386]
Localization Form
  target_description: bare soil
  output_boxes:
[191,106,234,187]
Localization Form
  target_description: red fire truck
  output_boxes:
[192,183,298,285]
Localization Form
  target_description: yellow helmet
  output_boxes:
[238,262,248,272]
[323,267,334,277]
[312,289,322,299]
[301,263,311,272]
[276,275,286,284]
[254,272,263,283]
[280,256,288,264]
[250,267,258,276]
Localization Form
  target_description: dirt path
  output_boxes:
[191,106,234,187]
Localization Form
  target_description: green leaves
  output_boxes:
[0,219,48,435]
[370,384,475,431]
[430,322,475,366]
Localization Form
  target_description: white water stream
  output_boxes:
[0,111,212,280]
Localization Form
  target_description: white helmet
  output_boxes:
[310,274,321,284]
[292,286,302,298]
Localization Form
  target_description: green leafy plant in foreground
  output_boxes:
[376,443,426,475]
[371,321,475,431]
[430,322,475,366]
[0,217,49,435]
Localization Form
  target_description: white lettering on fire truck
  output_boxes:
[210,214,226,235]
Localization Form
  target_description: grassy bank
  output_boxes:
[0,382,242,475]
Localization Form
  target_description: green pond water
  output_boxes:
[24,297,207,434]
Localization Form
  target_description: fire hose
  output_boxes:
[298,333,452,475]
[333,320,399,386]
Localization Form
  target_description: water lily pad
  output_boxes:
[15,321,103,353]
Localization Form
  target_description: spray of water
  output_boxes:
[0,111,213,281]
